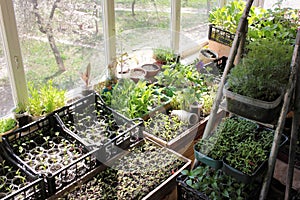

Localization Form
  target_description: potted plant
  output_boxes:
[0,117,18,138]
[177,165,259,200]
[224,38,293,123]
[222,127,288,184]
[27,80,66,119]
[194,116,258,169]
[152,48,177,66]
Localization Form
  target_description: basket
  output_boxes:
[54,92,145,160]
[1,115,100,197]
[208,24,235,47]
[0,144,46,200]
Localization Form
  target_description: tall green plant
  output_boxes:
[27,80,66,116]
[227,38,293,101]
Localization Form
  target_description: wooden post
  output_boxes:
[284,31,300,200]
[259,31,300,200]
[202,0,254,139]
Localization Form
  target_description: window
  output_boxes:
[115,0,171,57]
[13,0,105,91]
[0,31,14,117]
[180,0,218,54]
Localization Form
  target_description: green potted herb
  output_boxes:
[224,38,293,123]
[194,117,258,169]
[27,80,66,119]
[152,48,177,65]
[222,128,287,183]
[178,165,259,200]
[0,117,18,138]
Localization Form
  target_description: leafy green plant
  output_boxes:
[209,1,298,44]
[208,0,267,35]
[181,165,258,200]
[102,79,168,119]
[195,117,257,160]
[227,38,293,101]
[225,129,274,175]
[152,48,176,64]
[0,118,17,134]
[27,80,66,116]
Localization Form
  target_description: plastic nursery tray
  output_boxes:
[1,115,100,197]
[193,115,258,170]
[54,92,144,161]
[0,144,45,200]
[222,131,288,184]
[144,110,226,160]
[56,137,191,200]
[176,169,260,200]
[208,24,235,47]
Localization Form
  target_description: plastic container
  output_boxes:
[223,83,283,124]
[193,145,223,170]
[60,138,191,200]
[177,175,209,200]
[208,24,235,47]
[1,115,101,197]
[0,144,45,200]
[222,133,288,184]
[54,92,144,158]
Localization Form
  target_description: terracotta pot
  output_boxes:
[141,64,160,78]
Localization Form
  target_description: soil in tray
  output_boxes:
[65,141,185,200]
[0,159,30,196]
[144,112,190,142]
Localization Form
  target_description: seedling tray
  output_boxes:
[1,115,101,197]
[208,24,235,47]
[54,91,144,161]
[144,108,225,160]
[55,137,191,200]
[0,144,45,200]
[176,166,260,200]
[222,132,288,184]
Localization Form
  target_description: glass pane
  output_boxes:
[0,28,14,117]
[264,0,300,9]
[13,0,105,92]
[115,0,171,59]
[180,0,218,53]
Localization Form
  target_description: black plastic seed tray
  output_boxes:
[0,144,46,200]
[54,91,144,161]
[208,24,235,46]
[1,115,100,197]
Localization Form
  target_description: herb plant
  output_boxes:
[227,38,293,101]
[225,129,274,175]
[195,117,257,160]
[181,165,258,200]
[0,118,17,134]
[153,48,176,64]
[27,80,66,116]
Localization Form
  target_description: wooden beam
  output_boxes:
[202,0,254,139]
[284,31,300,200]
[0,0,28,109]
[171,0,180,54]
[260,31,300,200]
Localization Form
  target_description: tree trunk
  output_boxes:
[32,0,65,71]
[47,29,65,71]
